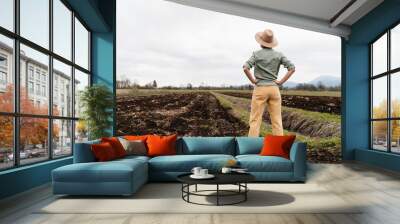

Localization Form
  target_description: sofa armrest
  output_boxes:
[73,140,100,163]
[289,142,307,182]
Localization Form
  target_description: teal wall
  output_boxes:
[0,158,72,199]
[343,0,400,171]
[91,31,116,135]
[0,0,116,200]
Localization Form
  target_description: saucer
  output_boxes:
[190,174,215,179]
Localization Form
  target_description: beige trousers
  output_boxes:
[248,86,283,137]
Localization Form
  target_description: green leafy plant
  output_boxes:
[79,84,114,140]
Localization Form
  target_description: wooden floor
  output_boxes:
[1,162,400,224]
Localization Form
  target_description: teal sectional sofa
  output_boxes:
[52,137,307,196]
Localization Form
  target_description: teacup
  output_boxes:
[191,167,202,176]
[221,167,232,174]
[199,169,208,176]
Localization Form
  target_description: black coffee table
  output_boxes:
[177,173,255,206]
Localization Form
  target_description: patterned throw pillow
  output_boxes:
[118,137,147,156]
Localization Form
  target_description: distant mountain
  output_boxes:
[309,75,341,87]
[282,75,341,88]
[282,81,298,88]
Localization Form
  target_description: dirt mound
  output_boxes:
[219,92,341,114]
[263,110,340,138]
[117,93,248,136]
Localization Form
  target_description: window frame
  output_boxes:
[370,21,400,154]
[0,0,91,171]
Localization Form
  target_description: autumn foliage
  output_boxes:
[372,99,400,141]
[0,85,59,150]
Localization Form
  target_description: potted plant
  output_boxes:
[79,84,114,140]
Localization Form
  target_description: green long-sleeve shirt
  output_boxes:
[243,48,295,86]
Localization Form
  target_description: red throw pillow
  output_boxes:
[91,142,117,162]
[260,135,296,159]
[124,135,148,141]
[101,137,126,158]
[146,134,177,157]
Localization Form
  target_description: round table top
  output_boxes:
[177,172,255,185]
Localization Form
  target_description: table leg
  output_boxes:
[195,184,198,192]
[217,184,219,206]
[245,183,247,201]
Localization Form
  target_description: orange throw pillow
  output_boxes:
[260,135,296,159]
[101,137,126,158]
[91,142,117,162]
[124,135,148,141]
[146,134,177,157]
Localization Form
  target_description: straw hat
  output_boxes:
[255,29,278,48]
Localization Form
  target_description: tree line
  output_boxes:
[117,78,340,91]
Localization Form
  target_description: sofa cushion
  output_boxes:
[118,138,147,156]
[149,154,235,172]
[91,142,118,161]
[236,155,293,172]
[179,137,235,155]
[101,137,127,158]
[260,135,296,159]
[147,134,177,157]
[53,159,147,183]
[235,137,263,155]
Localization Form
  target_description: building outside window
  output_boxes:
[41,85,46,97]
[371,23,400,154]
[41,73,46,83]
[28,66,34,80]
[35,83,40,95]
[0,0,91,170]
[28,81,34,94]
[0,54,7,91]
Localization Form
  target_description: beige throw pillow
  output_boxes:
[118,137,147,156]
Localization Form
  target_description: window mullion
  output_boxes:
[388,30,391,152]
[48,0,54,160]
[71,10,76,155]
[13,0,21,167]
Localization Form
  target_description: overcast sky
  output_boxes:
[117,0,341,87]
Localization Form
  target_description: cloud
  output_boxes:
[117,0,341,87]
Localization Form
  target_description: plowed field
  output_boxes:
[218,91,341,114]
[117,92,248,136]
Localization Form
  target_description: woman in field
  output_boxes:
[243,29,295,137]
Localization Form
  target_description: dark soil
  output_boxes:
[308,149,342,163]
[263,111,340,138]
[219,92,341,114]
[116,92,248,136]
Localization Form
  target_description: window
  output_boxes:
[35,84,40,95]
[53,0,72,60]
[53,119,72,158]
[0,34,14,113]
[0,0,14,31]
[28,67,34,80]
[370,23,400,153]
[42,85,46,97]
[0,116,13,170]
[74,69,89,118]
[0,55,7,67]
[35,70,41,81]
[53,59,72,117]
[20,0,49,48]
[0,1,91,170]
[28,81,34,94]
[0,71,6,84]
[19,117,49,165]
[75,18,89,69]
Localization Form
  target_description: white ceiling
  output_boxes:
[165,0,384,38]
[228,0,352,22]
